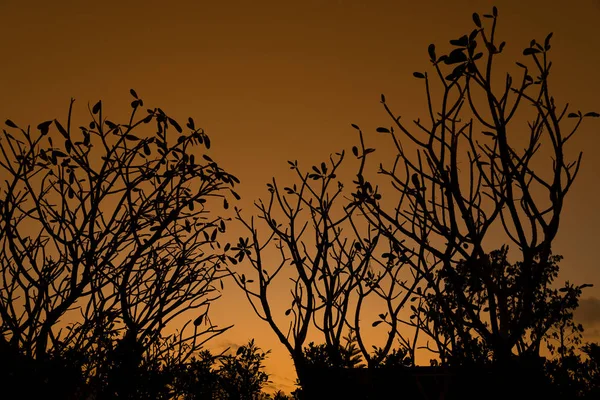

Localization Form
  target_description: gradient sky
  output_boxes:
[1,0,599,393]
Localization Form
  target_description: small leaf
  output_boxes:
[285,309,291,316]
[168,117,183,133]
[380,94,386,103]
[544,32,553,50]
[352,146,359,157]
[584,112,599,117]
[37,120,52,135]
[193,315,203,326]
[523,48,540,56]
[372,320,383,327]
[450,35,468,47]
[376,127,391,133]
[351,123,360,130]
[492,6,498,17]
[92,101,101,115]
[5,119,17,128]
[125,134,140,141]
[413,72,425,79]
[54,120,68,137]
[567,113,579,118]
[428,44,436,62]
[444,49,467,65]
[187,117,195,130]
[472,13,481,28]
[130,88,139,99]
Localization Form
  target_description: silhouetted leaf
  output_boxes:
[584,112,600,117]
[544,32,553,50]
[193,315,203,326]
[92,101,101,115]
[130,88,138,99]
[351,123,360,130]
[5,119,17,128]
[567,113,580,118]
[444,49,467,65]
[428,44,436,62]
[413,72,425,79]
[380,94,386,103]
[168,117,183,133]
[372,320,383,327]
[472,13,481,27]
[125,134,140,141]
[54,120,68,137]
[376,127,391,133]
[493,6,498,16]
[523,48,540,56]
[37,120,52,135]
[285,309,291,316]
[450,35,468,47]
[469,29,478,41]
[352,146,359,157]
[187,117,195,130]
[516,62,527,69]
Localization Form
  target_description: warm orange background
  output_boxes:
[1,0,599,393]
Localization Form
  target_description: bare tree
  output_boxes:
[228,151,432,389]
[349,6,598,366]
[0,90,239,398]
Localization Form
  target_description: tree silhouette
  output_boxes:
[350,6,598,367]
[229,6,599,399]
[0,90,239,398]
[228,152,428,388]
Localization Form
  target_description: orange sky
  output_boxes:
[1,0,599,393]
